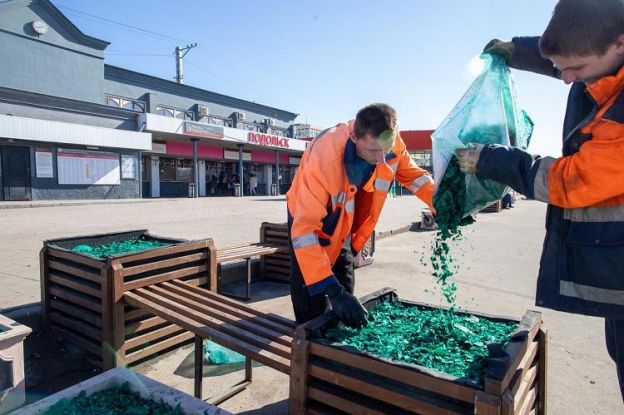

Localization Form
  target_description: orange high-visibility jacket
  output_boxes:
[286,120,434,295]
[477,36,624,318]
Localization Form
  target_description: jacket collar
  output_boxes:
[586,64,624,106]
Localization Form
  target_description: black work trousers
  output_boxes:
[287,214,355,324]
[605,318,624,400]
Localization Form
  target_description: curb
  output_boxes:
[376,222,421,240]
[0,198,172,210]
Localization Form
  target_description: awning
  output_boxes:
[0,113,152,151]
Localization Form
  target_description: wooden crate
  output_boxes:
[40,229,217,370]
[481,200,502,213]
[259,222,290,282]
[289,287,547,415]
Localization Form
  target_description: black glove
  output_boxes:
[483,38,514,63]
[326,283,368,329]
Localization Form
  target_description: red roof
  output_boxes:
[400,130,433,151]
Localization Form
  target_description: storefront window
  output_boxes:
[176,159,193,181]
[142,157,150,181]
[160,159,176,182]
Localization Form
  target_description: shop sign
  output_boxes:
[247,132,290,149]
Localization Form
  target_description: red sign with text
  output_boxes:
[247,132,290,149]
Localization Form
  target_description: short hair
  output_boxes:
[353,103,398,139]
[539,0,624,57]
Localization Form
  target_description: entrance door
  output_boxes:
[2,146,31,201]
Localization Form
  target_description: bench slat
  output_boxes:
[124,291,290,374]
[160,281,294,336]
[135,287,292,359]
[148,284,293,346]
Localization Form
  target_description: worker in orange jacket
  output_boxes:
[286,103,435,327]
[456,0,624,398]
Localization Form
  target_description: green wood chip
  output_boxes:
[324,301,516,383]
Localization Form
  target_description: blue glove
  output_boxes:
[326,283,368,329]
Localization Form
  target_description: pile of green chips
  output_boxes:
[43,382,185,415]
[72,237,172,259]
[324,301,516,383]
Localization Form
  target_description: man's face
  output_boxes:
[549,35,624,85]
[351,130,395,165]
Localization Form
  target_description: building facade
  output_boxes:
[0,0,306,200]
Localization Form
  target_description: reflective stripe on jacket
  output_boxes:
[477,36,624,318]
[286,120,434,295]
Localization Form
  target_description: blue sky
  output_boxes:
[54,0,566,156]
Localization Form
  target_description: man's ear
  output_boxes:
[349,134,358,144]
[613,34,624,55]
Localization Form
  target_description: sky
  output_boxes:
[53,0,567,156]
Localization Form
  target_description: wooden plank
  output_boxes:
[49,273,101,298]
[307,387,387,415]
[513,365,538,414]
[125,323,186,351]
[40,248,50,330]
[148,285,292,345]
[125,315,168,335]
[518,388,536,415]
[123,264,208,292]
[124,291,290,373]
[309,342,476,404]
[51,323,101,358]
[100,266,114,370]
[49,286,101,313]
[50,298,102,327]
[47,247,104,269]
[475,391,501,415]
[169,279,296,328]
[288,330,310,415]
[47,259,102,284]
[160,281,294,336]
[117,240,209,264]
[122,252,209,277]
[265,265,290,275]
[308,364,467,415]
[505,341,539,400]
[485,311,541,395]
[537,327,547,415]
[124,331,195,365]
[136,287,291,359]
[111,261,126,369]
[125,307,150,322]
[50,311,101,341]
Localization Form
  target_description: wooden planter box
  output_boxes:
[481,200,502,213]
[289,287,547,415]
[258,222,375,282]
[40,229,217,370]
[259,222,290,282]
[12,367,229,414]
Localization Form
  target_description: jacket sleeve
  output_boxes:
[394,138,434,207]
[289,159,340,296]
[510,36,561,79]
[477,139,624,208]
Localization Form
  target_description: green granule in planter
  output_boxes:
[431,157,474,307]
[43,382,184,415]
[72,237,172,258]
[324,301,516,383]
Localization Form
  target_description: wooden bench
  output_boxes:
[216,241,288,300]
[124,279,296,404]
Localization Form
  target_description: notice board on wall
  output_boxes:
[57,149,120,185]
[35,148,54,178]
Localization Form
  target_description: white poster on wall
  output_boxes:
[35,148,54,178]
[57,149,120,185]
[121,155,137,179]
